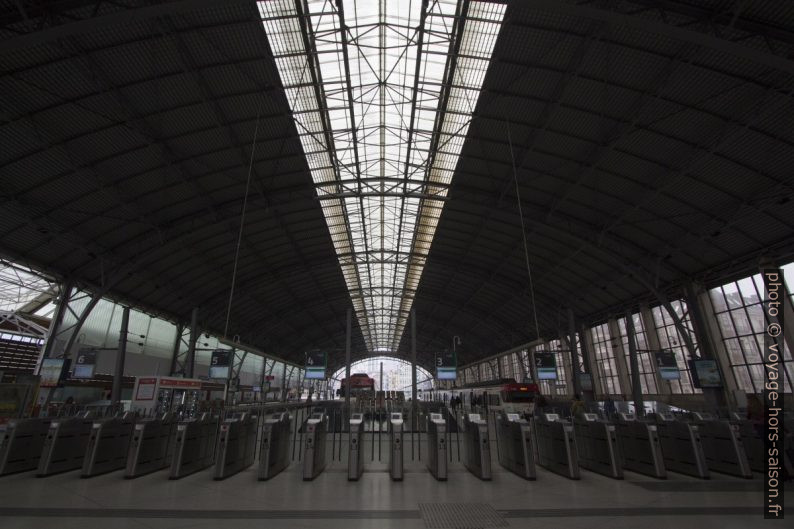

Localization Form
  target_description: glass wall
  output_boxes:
[617,313,659,395]
[651,300,700,394]
[708,271,793,394]
[589,322,621,395]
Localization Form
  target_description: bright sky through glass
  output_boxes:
[258,0,504,352]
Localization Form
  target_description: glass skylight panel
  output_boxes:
[259,0,504,352]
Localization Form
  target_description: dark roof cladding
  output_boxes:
[1,0,793,370]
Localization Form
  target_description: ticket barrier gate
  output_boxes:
[496,412,536,480]
[389,412,404,481]
[426,413,447,481]
[214,413,257,480]
[81,412,136,477]
[614,413,666,478]
[463,414,491,480]
[169,413,219,479]
[258,412,292,481]
[534,413,580,479]
[347,413,365,481]
[652,412,709,479]
[731,413,763,472]
[573,413,622,479]
[0,418,51,476]
[302,411,328,481]
[688,412,751,478]
[125,412,176,478]
[37,411,94,477]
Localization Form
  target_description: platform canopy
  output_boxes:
[0,0,792,369]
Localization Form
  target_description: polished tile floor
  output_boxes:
[0,454,789,529]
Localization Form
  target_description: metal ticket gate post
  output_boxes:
[37,411,94,477]
[573,413,623,479]
[302,411,328,481]
[731,412,764,472]
[82,412,136,477]
[463,413,491,480]
[170,413,219,479]
[389,412,404,481]
[214,412,258,480]
[652,412,709,479]
[496,412,536,480]
[258,412,292,481]
[0,418,51,476]
[426,413,447,481]
[347,413,365,481]
[125,412,176,478]
[614,412,666,478]
[689,412,752,478]
[533,413,580,479]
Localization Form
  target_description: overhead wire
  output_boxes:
[507,121,541,342]
[224,100,262,338]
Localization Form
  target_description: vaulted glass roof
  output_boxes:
[258,0,504,352]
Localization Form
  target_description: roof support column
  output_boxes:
[567,308,582,398]
[640,303,670,397]
[625,310,645,416]
[185,307,199,379]
[608,317,632,399]
[111,306,130,405]
[685,282,734,411]
[345,307,352,416]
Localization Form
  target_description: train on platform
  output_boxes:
[336,373,376,396]
[434,378,540,414]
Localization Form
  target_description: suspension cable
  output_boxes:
[507,121,541,342]
[224,102,262,338]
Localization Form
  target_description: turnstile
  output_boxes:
[615,413,666,478]
[81,412,136,477]
[463,413,491,480]
[496,413,537,479]
[347,413,365,481]
[574,413,622,479]
[688,412,751,478]
[258,412,292,481]
[732,413,764,472]
[169,413,219,479]
[124,412,176,478]
[534,413,580,479]
[496,412,536,480]
[652,412,709,479]
[426,413,448,481]
[214,412,257,480]
[302,411,328,481]
[389,412,404,481]
[0,418,51,476]
[37,411,94,476]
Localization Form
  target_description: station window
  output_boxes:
[589,323,621,395]
[617,314,659,395]
[708,269,793,394]
[651,301,701,394]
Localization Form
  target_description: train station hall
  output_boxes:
[0,0,793,527]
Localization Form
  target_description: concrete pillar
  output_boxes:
[625,310,644,415]
[640,303,670,396]
[608,317,632,399]
[185,307,199,378]
[111,306,129,403]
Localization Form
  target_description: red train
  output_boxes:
[337,372,376,396]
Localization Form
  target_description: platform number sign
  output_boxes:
[209,349,232,379]
[436,351,456,380]
[654,350,680,380]
[73,348,97,379]
[534,352,557,380]
[305,351,327,379]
